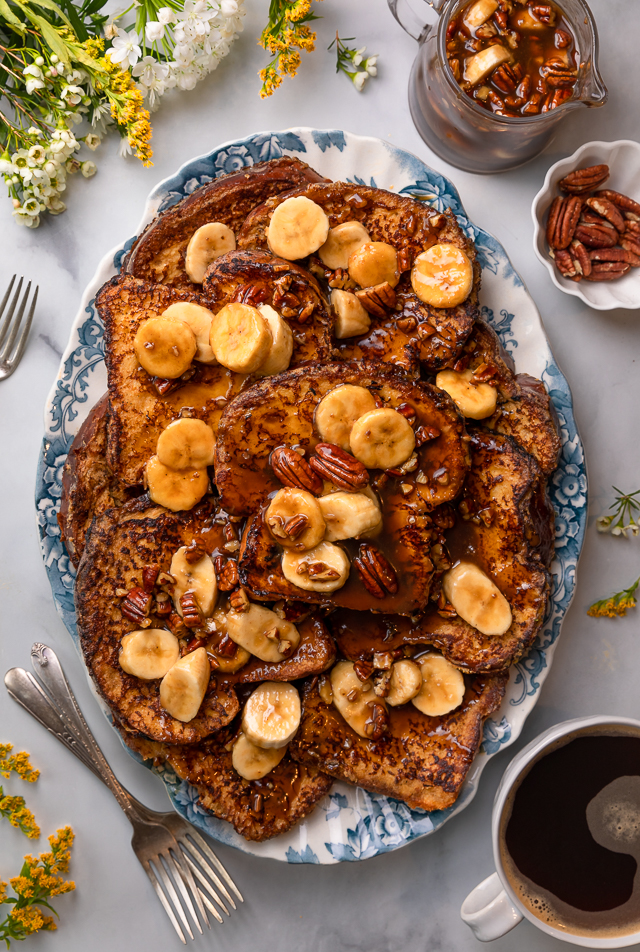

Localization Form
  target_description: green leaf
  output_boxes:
[68,41,107,71]
[28,0,72,26]
[0,0,26,30]
[17,6,71,65]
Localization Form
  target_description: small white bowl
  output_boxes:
[532,139,640,310]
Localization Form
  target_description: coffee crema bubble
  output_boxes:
[500,731,640,939]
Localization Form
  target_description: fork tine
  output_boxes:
[0,280,30,362]
[186,829,244,903]
[10,285,37,369]
[166,850,205,934]
[0,276,23,350]
[196,885,225,924]
[181,849,229,918]
[0,275,16,321]
[155,854,194,941]
[171,846,210,930]
[141,858,187,945]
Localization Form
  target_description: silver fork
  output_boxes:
[4,644,244,943]
[0,275,38,380]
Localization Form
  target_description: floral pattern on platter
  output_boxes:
[35,129,587,864]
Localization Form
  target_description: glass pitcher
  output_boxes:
[388,0,607,173]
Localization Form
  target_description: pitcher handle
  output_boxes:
[387,0,443,42]
[460,872,523,942]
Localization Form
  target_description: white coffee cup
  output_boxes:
[461,715,640,948]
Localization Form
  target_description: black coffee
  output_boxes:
[501,731,640,939]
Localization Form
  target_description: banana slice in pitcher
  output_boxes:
[255,305,293,377]
[318,221,371,270]
[226,603,300,663]
[442,561,512,636]
[412,654,465,717]
[314,384,377,451]
[185,222,236,284]
[281,541,350,593]
[119,629,180,680]
[318,491,382,541]
[330,660,385,738]
[209,302,272,373]
[349,407,416,470]
[265,487,326,550]
[162,302,217,364]
[386,659,423,707]
[231,733,287,781]
[241,682,301,749]
[411,244,474,308]
[267,196,330,261]
[159,647,210,723]
[170,545,217,618]
[156,418,215,471]
[146,456,209,512]
[134,317,197,379]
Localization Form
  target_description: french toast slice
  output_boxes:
[58,393,136,567]
[125,156,327,288]
[290,669,507,811]
[237,182,480,373]
[98,268,330,487]
[330,430,554,673]
[121,730,333,842]
[75,496,335,743]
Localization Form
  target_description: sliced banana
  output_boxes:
[206,609,251,672]
[266,488,326,550]
[209,302,272,373]
[412,653,465,717]
[318,491,381,541]
[349,408,416,470]
[231,732,287,781]
[348,242,400,290]
[331,289,371,339]
[267,196,330,261]
[160,647,210,722]
[282,541,350,593]
[463,0,499,28]
[185,222,236,284]
[513,7,547,30]
[170,545,217,618]
[162,302,217,364]
[146,456,209,512]
[330,660,384,739]
[435,368,497,420]
[386,659,423,707]
[463,44,512,85]
[156,418,215,471]
[255,304,293,377]
[411,244,474,309]
[318,221,371,270]
[119,629,180,680]
[442,561,512,636]
[226,603,300,663]
[134,317,197,379]
[315,384,377,451]
[241,682,301,749]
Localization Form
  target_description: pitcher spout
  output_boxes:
[578,59,608,107]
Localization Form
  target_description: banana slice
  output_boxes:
[146,456,209,512]
[266,488,326,550]
[227,603,300,663]
[412,653,465,717]
[206,608,251,672]
[330,660,385,739]
[231,732,287,781]
[255,305,293,377]
[463,0,498,28]
[463,44,512,85]
[315,384,377,451]
[162,302,217,364]
[318,491,381,541]
[185,222,236,284]
[331,289,371,339]
[348,242,400,290]
[267,196,330,261]
[209,302,272,373]
[156,418,215,471]
[159,647,210,723]
[282,541,350,593]
[386,659,423,707]
[318,221,371,270]
[119,629,180,680]
[411,244,474,309]
[241,682,301,749]
[170,545,217,618]
[442,561,512,636]
[435,368,497,420]
[349,408,416,470]
[134,317,197,379]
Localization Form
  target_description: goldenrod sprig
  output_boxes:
[587,577,639,618]
[597,487,640,538]
[0,793,40,841]
[0,746,39,784]
[328,32,377,92]
[258,0,322,98]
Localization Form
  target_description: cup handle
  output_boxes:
[387,0,441,42]
[460,872,524,942]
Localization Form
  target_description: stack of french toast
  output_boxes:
[59,155,560,842]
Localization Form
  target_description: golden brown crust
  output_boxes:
[125,156,328,288]
[290,670,507,811]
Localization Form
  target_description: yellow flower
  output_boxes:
[10,875,34,898]
[0,880,7,903]
[0,745,39,782]
[9,905,45,934]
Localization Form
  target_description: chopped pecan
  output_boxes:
[309,443,369,491]
[417,321,436,340]
[354,544,399,598]
[590,247,640,267]
[233,283,269,306]
[167,612,186,634]
[546,196,581,250]
[554,28,572,47]
[296,560,340,581]
[373,651,394,670]
[574,221,618,249]
[223,522,238,543]
[151,367,196,397]
[155,592,172,616]
[415,425,441,447]
[437,589,458,619]
[328,268,356,290]
[492,62,522,92]
[184,636,206,654]
[396,316,417,334]
[142,565,159,593]
[584,261,631,281]
[282,513,309,539]
[585,197,626,234]
[397,247,413,272]
[121,587,152,623]
[185,538,207,564]
[298,302,315,323]
[354,659,374,682]
[493,8,508,29]
[559,164,610,195]
[270,445,322,494]
[396,402,417,426]
[180,592,202,628]
[217,634,238,657]
[214,556,239,591]
[363,702,389,740]
[228,586,250,612]
[373,672,391,698]
[355,282,397,319]
[531,4,556,23]
[593,190,640,221]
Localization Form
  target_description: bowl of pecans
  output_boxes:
[532,139,640,309]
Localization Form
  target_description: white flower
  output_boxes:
[12,149,30,170]
[24,214,41,228]
[28,144,47,164]
[23,64,45,94]
[220,0,238,13]
[145,20,165,42]
[44,160,59,175]
[84,133,101,150]
[133,55,168,85]
[27,126,42,136]
[61,84,84,105]
[157,6,175,24]
[81,160,97,178]
[107,28,142,68]
[104,22,119,39]
[175,0,217,41]
[353,46,366,67]
[353,71,368,91]
[0,159,15,174]
[176,69,198,89]
[22,196,42,217]
[173,43,195,68]
[66,158,82,174]
[91,101,111,128]
[118,137,133,158]
[365,55,378,76]
[46,197,67,215]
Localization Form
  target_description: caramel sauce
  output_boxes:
[250,758,306,823]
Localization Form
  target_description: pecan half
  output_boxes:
[183,636,206,654]
[142,565,159,593]
[309,443,369,491]
[554,28,572,47]
[233,283,269,307]
[363,702,389,740]
[559,164,610,194]
[585,197,626,234]
[590,247,640,267]
[214,556,239,591]
[228,586,250,612]
[540,60,575,88]
[185,538,207,564]
[180,592,202,628]
[584,261,631,281]
[354,658,374,682]
[217,634,238,657]
[155,593,172,616]
[574,221,618,249]
[121,587,152,623]
[554,240,592,281]
[396,315,417,334]
[531,4,556,24]
[492,62,522,93]
[355,282,397,319]
[546,196,581,250]
[296,560,340,581]
[354,544,399,599]
[270,445,322,494]
[593,190,640,221]
[621,236,640,258]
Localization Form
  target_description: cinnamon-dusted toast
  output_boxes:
[122,731,333,842]
[290,669,507,811]
[125,156,327,288]
[237,182,480,373]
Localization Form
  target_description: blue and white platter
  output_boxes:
[36,128,586,864]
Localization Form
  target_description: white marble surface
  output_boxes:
[1,0,640,948]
